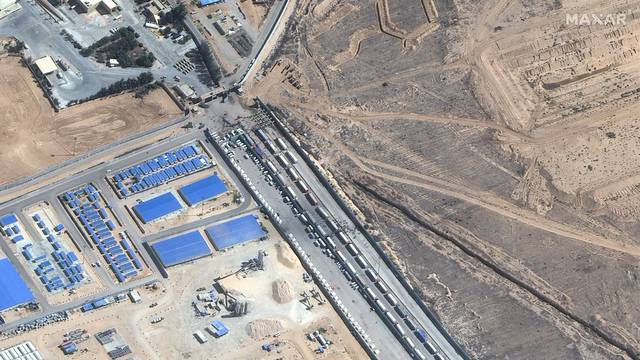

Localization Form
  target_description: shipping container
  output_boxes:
[384,293,398,306]
[394,323,406,337]
[325,236,337,249]
[336,250,347,263]
[364,287,377,300]
[326,220,339,232]
[275,138,288,150]
[305,192,319,206]
[285,150,298,164]
[295,180,309,193]
[375,281,389,294]
[276,154,290,168]
[424,341,437,354]
[365,269,379,282]
[355,255,367,268]
[336,231,350,244]
[346,243,359,256]
[374,299,387,312]
[286,167,300,181]
[414,349,427,360]
[385,311,398,325]
[345,262,357,276]
[316,207,330,220]
[404,336,415,349]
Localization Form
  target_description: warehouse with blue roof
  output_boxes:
[204,215,266,251]
[0,258,35,311]
[151,231,212,267]
[178,174,228,206]
[133,193,183,223]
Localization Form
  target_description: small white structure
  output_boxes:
[100,0,117,12]
[128,290,141,303]
[0,0,21,19]
[194,331,208,344]
[34,56,57,75]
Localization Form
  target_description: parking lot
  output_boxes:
[208,118,462,360]
[0,0,210,106]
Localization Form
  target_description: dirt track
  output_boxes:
[0,56,181,186]
[248,0,640,358]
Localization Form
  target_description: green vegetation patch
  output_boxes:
[80,27,156,68]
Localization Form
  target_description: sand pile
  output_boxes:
[272,279,294,303]
[276,242,297,268]
[246,319,284,339]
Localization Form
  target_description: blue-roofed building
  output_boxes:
[204,215,266,251]
[200,0,223,7]
[0,258,34,311]
[151,231,212,267]
[133,193,183,223]
[0,214,18,228]
[178,175,228,207]
[211,320,229,337]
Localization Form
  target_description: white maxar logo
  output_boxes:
[566,13,627,26]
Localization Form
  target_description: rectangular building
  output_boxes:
[133,193,183,223]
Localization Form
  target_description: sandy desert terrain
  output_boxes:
[247,0,640,358]
[0,55,182,186]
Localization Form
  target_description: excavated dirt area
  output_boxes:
[248,0,640,358]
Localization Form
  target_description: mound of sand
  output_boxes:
[246,319,284,339]
[272,279,294,304]
[275,242,297,268]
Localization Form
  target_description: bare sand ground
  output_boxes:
[0,55,182,186]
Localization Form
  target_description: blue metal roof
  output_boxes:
[0,214,18,228]
[200,0,222,7]
[204,215,266,251]
[133,193,183,223]
[178,175,228,207]
[152,231,212,267]
[0,258,34,311]
[211,320,229,336]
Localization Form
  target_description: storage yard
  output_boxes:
[115,142,241,234]
[0,108,379,359]
[0,94,451,359]
[0,55,182,186]
[142,237,367,360]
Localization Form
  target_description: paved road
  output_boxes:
[212,116,468,360]
[233,0,288,86]
[0,0,210,104]
[213,127,449,359]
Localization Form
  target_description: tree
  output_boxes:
[135,52,156,68]
[81,72,155,102]
[199,43,221,84]
[161,4,187,25]
[6,40,25,54]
